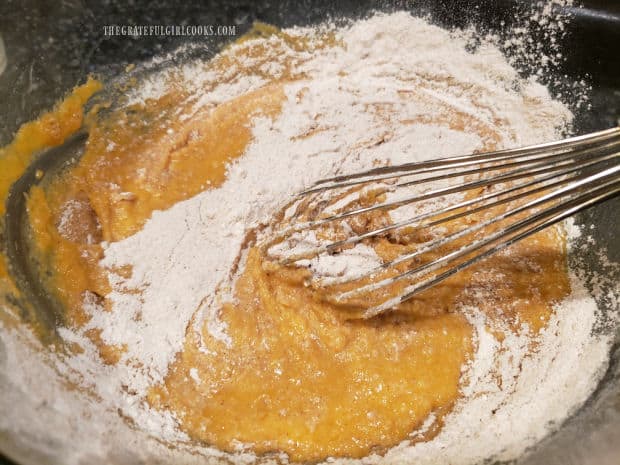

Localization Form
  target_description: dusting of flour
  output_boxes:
[0,7,616,465]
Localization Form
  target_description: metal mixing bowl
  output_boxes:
[0,1,618,464]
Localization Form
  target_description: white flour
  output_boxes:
[0,6,617,465]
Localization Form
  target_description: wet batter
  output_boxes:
[0,24,570,462]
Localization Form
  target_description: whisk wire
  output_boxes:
[336,164,620,297]
[302,126,620,194]
[361,175,620,317]
[267,126,620,317]
[277,155,614,264]
[292,140,620,235]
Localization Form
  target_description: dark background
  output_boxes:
[0,1,619,464]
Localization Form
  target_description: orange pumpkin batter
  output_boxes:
[0,24,570,463]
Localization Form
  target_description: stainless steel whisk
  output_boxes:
[265,126,620,318]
